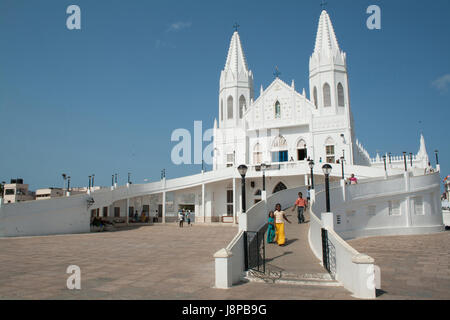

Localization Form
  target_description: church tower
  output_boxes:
[219,30,254,129]
[309,10,350,117]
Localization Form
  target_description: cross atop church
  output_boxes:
[273,66,281,78]
[233,23,240,32]
[320,0,328,10]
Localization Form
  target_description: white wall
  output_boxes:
[0,194,90,237]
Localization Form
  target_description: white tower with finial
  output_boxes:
[218,25,254,129]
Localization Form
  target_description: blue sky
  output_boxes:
[0,0,449,190]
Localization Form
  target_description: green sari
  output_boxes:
[267,217,276,243]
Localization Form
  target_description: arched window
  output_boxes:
[227,96,233,119]
[271,135,288,162]
[325,137,335,164]
[253,143,262,164]
[220,99,223,121]
[337,83,345,107]
[239,95,246,119]
[275,101,281,118]
[297,139,307,161]
[273,182,287,194]
[323,83,331,107]
[313,87,318,109]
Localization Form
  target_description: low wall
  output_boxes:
[0,194,90,237]
[214,230,245,288]
[309,190,377,299]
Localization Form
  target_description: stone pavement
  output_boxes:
[349,231,450,300]
[0,224,353,300]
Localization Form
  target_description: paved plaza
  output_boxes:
[0,222,448,300]
[0,223,352,300]
[349,231,450,300]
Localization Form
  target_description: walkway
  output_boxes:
[246,208,343,288]
[265,209,328,275]
[0,224,353,299]
[349,231,450,300]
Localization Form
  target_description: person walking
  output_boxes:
[186,210,191,226]
[178,209,185,228]
[274,204,291,246]
[292,192,308,224]
[267,211,276,244]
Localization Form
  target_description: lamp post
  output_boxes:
[67,176,71,194]
[388,152,392,164]
[88,175,92,190]
[62,173,67,193]
[340,156,345,180]
[112,175,114,187]
[403,152,407,171]
[261,163,267,192]
[92,174,95,189]
[114,174,118,185]
[322,164,332,213]
[383,155,387,173]
[409,152,413,167]
[435,150,439,166]
[309,160,315,190]
[238,165,248,213]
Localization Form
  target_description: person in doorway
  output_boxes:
[274,203,291,246]
[292,192,308,224]
[267,211,276,244]
[186,210,191,226]
[134,210,138,223]
[178,209,185,228]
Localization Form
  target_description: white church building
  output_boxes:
[0,10,442,239]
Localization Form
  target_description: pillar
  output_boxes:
[201,183,205,223]
[126,198,130,225]
[233,178,237,224]
[162,191,166,224]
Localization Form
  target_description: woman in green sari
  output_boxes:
[267,211,276,243]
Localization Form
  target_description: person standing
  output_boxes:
[267,211,276,244]
[306,186,311,202]
[186,210,191,226]
[178,209,185,228]
[292,192,308,224]
[274,204,291,246]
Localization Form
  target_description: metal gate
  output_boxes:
[321,228,336,279]
[244,224,267,273]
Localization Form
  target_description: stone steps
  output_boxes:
[244,269,341,287]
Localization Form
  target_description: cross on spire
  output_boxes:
[233,23,240,32]
[320,0,328,10]
[273,66,281,78]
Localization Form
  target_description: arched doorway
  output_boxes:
[273,182,287,194]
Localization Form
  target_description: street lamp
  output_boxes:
[322,164,332,213]
[383,155,387,173]
[67,176,71,193]
[403,152,407,172]
[435,150,439,166]
[261,163,267,192]
[409,152,413,167]
[88,175,92,190]
[340,156,345,180]
[128,172,131,184]
[92,174,95,188]
[388,152,392,164]
[309,160,315,190]
[114,174,118,185]
[112,175,114,187]
[238,165,248,213]
[62,173,67,191]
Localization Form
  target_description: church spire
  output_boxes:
[224,31,249,76]
[313,10,342,57]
